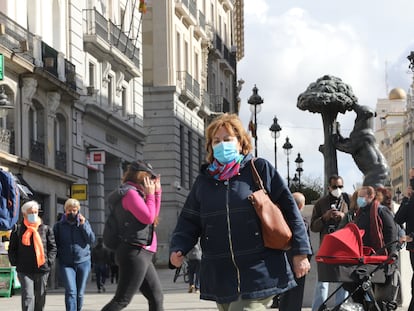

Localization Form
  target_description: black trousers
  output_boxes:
[409,251,414,311]
[278,275,306,311]
[101,245,164,311]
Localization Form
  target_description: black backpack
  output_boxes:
[102,204,121,251]
[102,184,137,251]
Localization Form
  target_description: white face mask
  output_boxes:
[331,188,342,198]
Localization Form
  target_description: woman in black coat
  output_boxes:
[169,114,312,310]
[8,200,57,311]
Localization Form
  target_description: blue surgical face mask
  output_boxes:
[27,213,38,224]
[213,141,240,164]
[356,197,367,208]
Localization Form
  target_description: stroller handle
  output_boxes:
[374,239,404,256]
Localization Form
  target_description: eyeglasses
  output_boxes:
[330,185,344,189]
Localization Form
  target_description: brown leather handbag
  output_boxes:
[248,159,292,250]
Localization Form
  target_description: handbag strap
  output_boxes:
[250,159,267,193]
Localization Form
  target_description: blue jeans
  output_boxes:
[59,260,91,311]
[311,281,348,311]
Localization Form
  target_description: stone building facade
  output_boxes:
[0,0,244,269]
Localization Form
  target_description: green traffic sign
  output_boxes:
[0,54,3,80]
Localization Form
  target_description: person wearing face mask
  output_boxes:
[395,168,414,311]
[169,113,312,310]
[8,200,57,311]
[101,160,163,311]
[310,175,350,311]
[354,186,397,255]
[53,198,95,311]
[347,186,398,309]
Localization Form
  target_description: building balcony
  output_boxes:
[175,0,197,27]
[219,0,234,11]
[30,140,45,165]
[0,12,77,93]
[55,150,67,172]
[0,128,12,154]
[219,45,236,75]
[83,8,141,80]
[209,95,230,113]
[176,71,201,109]
[193,11,208,40]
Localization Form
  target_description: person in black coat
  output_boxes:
[395,168,414,311]
[8,200,57,311]
[169,114,311,309]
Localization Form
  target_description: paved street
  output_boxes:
[1,267,314,311]
[0,265,407,310]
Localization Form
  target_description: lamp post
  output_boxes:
[269,116,282,169]
[248,85,263,157]
[295,153,304,190]
[282,137,293,186]
[292,173,299,191]
[0,86,13,117]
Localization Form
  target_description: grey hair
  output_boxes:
[21,200,40,215]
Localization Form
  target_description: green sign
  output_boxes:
[0,54,3,80]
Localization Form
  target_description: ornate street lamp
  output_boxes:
[282,137,293,186]
[248,85,263,157]
[269,116,282,169]
[0,86,13,117]
[295,153,304,190]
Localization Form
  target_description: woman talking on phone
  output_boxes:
[53,198,96,311]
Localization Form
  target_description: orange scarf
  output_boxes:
[22,218,46,268]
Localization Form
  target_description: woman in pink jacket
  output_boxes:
[102,160,163,311]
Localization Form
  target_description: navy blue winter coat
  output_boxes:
[169,154,312,304]
[53,216,95,266]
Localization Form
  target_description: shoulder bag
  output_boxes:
[248,159,292,250]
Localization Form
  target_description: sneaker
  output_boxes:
[188,285,195,293]
[195,288,200,294]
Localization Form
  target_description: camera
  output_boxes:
[327,225,337,234]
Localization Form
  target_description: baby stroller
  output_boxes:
[315,223,401,311]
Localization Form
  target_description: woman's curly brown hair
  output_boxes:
[205,113,253,163]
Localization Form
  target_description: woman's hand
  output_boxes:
[170,251,185,268]
[78,213,86,225]
[143,176,155,195]
[292,254,310,279]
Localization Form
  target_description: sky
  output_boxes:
[238,0,414,194]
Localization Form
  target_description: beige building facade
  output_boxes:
[141,0,244,263]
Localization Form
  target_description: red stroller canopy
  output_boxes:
[316,223,388,264]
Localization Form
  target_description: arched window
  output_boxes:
[29,100,45,164]
[54,113,67,172]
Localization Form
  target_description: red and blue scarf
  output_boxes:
[207,154,244,180]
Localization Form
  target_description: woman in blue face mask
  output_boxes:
[53,198,95,311]
[169,113,312,311]
[8,200,57,311]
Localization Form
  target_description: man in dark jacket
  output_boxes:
[395,167,414,311]
[8,200,57,311]
[310,175,350,311]
[91,238,110,293]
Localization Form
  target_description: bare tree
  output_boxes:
[297,75,357,191]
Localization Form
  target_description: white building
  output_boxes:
[0,0,244,268]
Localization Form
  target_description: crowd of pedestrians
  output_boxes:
[3,112,414,311]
